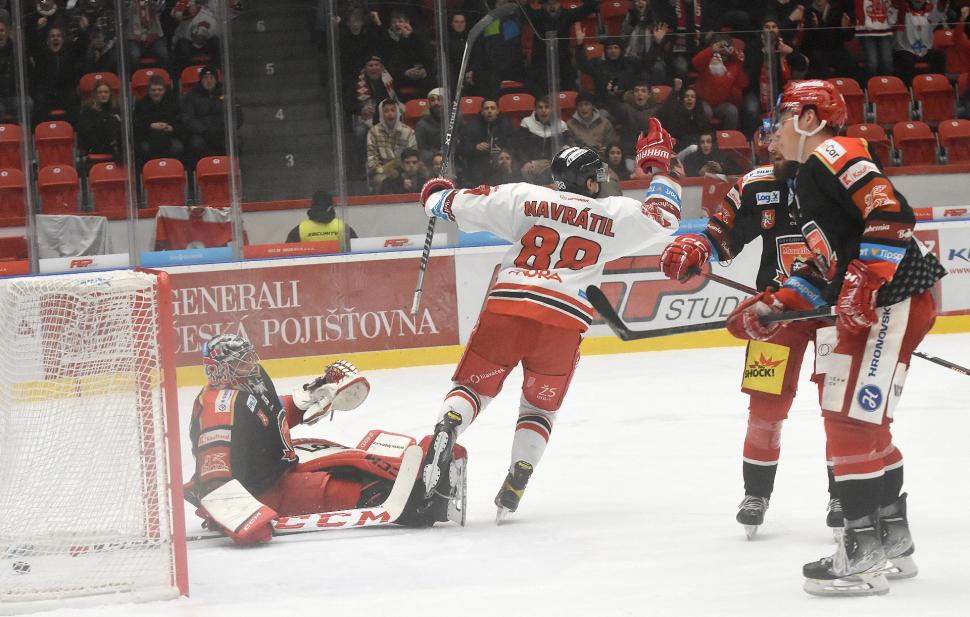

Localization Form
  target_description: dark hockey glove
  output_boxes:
[635,117,675,174]
[836,260,886,333]
[726,291,786,341]
[420,177,455,206]
[660,234,712,281]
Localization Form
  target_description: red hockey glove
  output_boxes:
[726,291,787,341]
[836,260,886,332]
[420,177,455,206]
[660,234,712,282]
[635,117,675,174]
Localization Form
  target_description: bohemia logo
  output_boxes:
[745,353,786,378]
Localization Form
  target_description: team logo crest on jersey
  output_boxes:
[802,221,837,279]
[863,183,892,218]
[201,452,229,477]
[775,235,813,286]
[761,210,775,229]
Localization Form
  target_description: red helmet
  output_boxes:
[774,80,848,131]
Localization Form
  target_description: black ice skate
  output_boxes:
[826,498,844,541]
[421,411,461,500]
[495,460,534,523]
[803,512,889,597]
[736,495,769,539]
[879,493,917,580]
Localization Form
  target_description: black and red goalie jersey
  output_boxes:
[186,365,298,506]
[704,165,811,291]
[788,136,946,307]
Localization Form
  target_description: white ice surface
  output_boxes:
[38,333,970,615]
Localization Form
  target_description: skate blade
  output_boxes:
[882,555,918,580]
[495,506,512,524]
[803,570,890,597]
[421,432,449,499]
[743,524,759,540]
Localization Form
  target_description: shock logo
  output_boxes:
[744,353,786,378]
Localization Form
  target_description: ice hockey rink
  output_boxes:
[57,330,970,616]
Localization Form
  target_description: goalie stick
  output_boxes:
[688,266,970,376]
[586,285,834,342]
[410,1,521,317]
[188,444,422,541]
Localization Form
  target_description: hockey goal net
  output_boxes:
[0,270,187,612]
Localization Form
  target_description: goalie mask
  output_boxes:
[202,334,260,389]
[551,147,609,197]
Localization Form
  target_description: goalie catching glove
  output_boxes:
[292,360,371,425]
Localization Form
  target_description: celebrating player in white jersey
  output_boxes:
[415,118,683,522]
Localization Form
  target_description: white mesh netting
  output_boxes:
[0,270,180,608]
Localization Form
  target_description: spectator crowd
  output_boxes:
[336,0,970,194]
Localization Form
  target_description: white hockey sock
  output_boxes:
[510,400,557,468]
[438,384,492,434]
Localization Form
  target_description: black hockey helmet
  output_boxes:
[202,333,259,389]
[550,147,609,197]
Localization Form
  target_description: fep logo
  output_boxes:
[70,259,94,268]
[384,238,409,247]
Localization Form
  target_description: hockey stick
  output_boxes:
[410,2,521,316]
[188,445,422,541]
[690,266,970,377]
[586,285,833,342]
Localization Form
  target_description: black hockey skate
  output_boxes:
[826,498,844,541]
[803,512,889,597]
[736,495,769,539]
[421,411,461,500]
[878,493,917,580]
[494,460,534,523]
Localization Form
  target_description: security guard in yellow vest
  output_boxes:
[286,191,358,252]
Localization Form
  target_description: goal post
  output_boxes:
[0,269,188,613]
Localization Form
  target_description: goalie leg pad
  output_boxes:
[258,469,364,516]
[200,479,278,545]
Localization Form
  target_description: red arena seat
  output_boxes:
[0,124,21,170]
[938,119,970,164]
[459,96,484,122]
[828,77,866,126]
[37,165,79,214]
[892,121,938,166]
[498,93,535,128]
[404,99,429,129]
[847,123,893,167]
[867,76,912,126]
[935,28,970,77]
[142,158,186,208]
[555,90,578,120]
[600,0,632,36]
[911,73,956,123]
[195,156,231,206]
[131,68,171,99]
[650,85,672,104]
[79,71,121,101]
[716,130,753,172]
[34,121,75,169]
[88,162,127,213]
[0,168,24,217]
[182,65,220,94]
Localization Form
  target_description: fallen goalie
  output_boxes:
[183,333,466,544]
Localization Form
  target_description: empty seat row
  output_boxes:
[830,74,963,127]
[849,119,970,167]
[0,156,232,217]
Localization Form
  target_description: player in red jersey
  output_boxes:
[733,80,946,596]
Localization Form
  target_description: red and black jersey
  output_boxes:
[187,365,298,502]
[704,165,812,291]
[791,137,946,306]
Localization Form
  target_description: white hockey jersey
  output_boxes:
[426,178,681,331]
